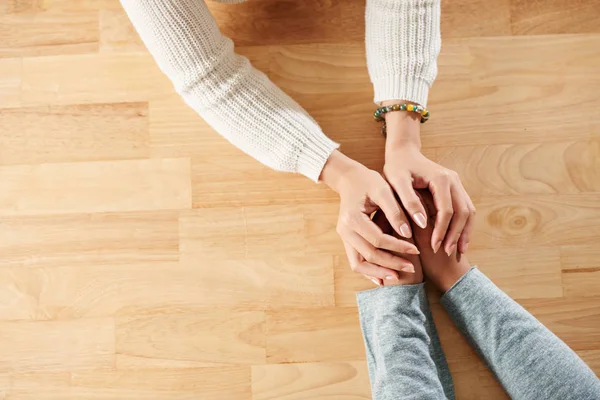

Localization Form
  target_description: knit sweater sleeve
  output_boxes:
[120,0,339,182]
[365,0,441,107]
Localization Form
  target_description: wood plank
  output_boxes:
[0,211,179,269]
[560,245,600,270]
[207,0,511,47]
[266,307,364,363]
[442,0,511,38]
[0,318,114,373]
[470,194,600,249]
[0,374,8,399]
[0,256,332,321]
[116,308,265,365]
[178,256,335,310]
[251,361,370,400]
[180,204,342,259]
[0,103,149,165]
[562,268,600,298]
[99,9,144,53]
[435,140,600,196]
[469,248,563,299]
[21,54,172,107]
[0,158,191,216]
[8,367,251,400]
[0,6,98,57]
[520,296,600,351]
[0,58,21,108]
[207,0,365,46]
[511,0,600,35]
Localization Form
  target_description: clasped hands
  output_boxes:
[320,104,475,285]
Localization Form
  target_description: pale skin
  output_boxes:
[320,100,475,284]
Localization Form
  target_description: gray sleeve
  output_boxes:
[441,267,600,400]
[357,283,455,400]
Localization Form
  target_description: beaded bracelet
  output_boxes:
[374,103,430,136]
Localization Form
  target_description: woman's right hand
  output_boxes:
[320,150,420,285]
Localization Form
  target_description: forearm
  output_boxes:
[442,268,600,400]
[365,0,441,107]
[357,284,455,400]
[121,0,338,182]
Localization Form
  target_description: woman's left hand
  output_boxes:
[382,104,476,255]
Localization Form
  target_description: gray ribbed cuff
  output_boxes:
[372,75,431,107]
[296,133,340,183]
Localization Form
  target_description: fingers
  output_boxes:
[388,173,428,230]
[343,231,415,274]
[369,183,413,239]
[457,182,476,253]
[352,214,419,255]
[343,242,407,283]
[428,174,453,253]
[443,186,470,256]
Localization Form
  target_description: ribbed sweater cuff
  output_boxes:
[297,134,340,183]
[372,75,430,107]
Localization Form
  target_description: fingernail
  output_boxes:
[401,265,415,273]
[433,241,442,253]
[371,278,382,286]
[446,244,456,257]
[413,213,427,229]
[407,247,420,255]
[385,275,397,281]
[399,224,412,239]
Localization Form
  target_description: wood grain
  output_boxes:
[0,58,21,108]
[1,0,599,398]
[116,307,266,365]
[252,361,371,400]
[0,6,98,57]
[0,318,114,373]
[511,0,600,35]
[266,307,364,363]
[0,103,149,165]
[9,367,251,399]
[0,158,191,216]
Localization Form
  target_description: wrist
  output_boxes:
[319,150,362,193]
[381,100,422,151]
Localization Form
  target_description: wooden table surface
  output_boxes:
[1,0,599,398]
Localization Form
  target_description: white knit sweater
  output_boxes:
[121,0,441,182]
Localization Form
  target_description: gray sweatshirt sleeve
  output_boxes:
[441,267,600,400]
[357,283,455,400]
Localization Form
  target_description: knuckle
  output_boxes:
[370,234,383,249]
[458,206,470,216]
[440,207,454,216]
[406,199,422,211]
[340,212,355,227]
[364,251,377,263]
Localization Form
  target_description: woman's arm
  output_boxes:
[365,0,476,256]
[121,0,338,182]
[365,0,440,107]
[123,0,424,281]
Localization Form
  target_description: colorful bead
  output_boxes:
[407,104,414,111]
[392,104,400,111]
[400,104,407,111]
